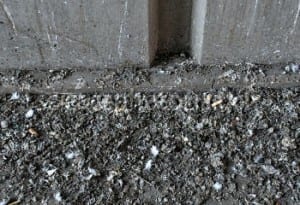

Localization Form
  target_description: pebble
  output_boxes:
[25,109,34,118]
[28,128,39,137]
[45,168,57,176]
[0,120,8,129]
[204,94,212,105]
[213,182,223,191]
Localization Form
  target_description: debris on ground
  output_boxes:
[28,128,39,137]
[0,86,299,204]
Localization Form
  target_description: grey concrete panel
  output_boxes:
[158,0,192,54]
[0,0,156,69]
[192,0,300,64]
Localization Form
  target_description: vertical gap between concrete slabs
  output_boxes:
[191,0,207,64]
[156,0,193,55]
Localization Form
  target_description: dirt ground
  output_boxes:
[0,59,299,204]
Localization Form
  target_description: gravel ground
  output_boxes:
[0,86,299,205]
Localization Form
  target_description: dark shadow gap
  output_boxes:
[157,0,192,55]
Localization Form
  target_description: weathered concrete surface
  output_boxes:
[192,0,300,64]
[1,58,299,94]
[158,0,192,54]
[0,0,157,69]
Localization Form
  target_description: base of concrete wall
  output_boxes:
[0,59,299,94]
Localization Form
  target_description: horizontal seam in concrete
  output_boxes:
[0,63,299,94]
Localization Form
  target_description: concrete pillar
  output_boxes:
[0,0,158,69]
[191,0,300,64]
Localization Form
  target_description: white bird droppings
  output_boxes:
[145,160,152,170]
[46,168,57,176]
[151,146,159,157]
[88,167,97,176]
[54,192,62,202]
[10,92,20,100]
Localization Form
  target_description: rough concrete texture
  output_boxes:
[0,56,299,94]
[192,0,300,65]
[158,0,192,54]
[0,0,156,69]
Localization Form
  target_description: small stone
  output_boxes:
[65,151,78,159]
[285,65,291,72]
[290,64,299,73]
[213,182,222,191]
[231,97,238,106]
[88,167,97,176]
[182,136,189,142]
[180,53,186,58]
[25,109,34,118]
[45,168,57,176]
[175,77,182,85]
[75,78,87,90]
[28,128,39,137]
[251,95,261,102]
[267,127,274,134]
[204,94,212,105]
[262,165,279,175]
[254,154,264,164]
[107,171,117,181]
[0,120,8,129]
[285,63,299,73]
[54,192,62,202]
[0,200,7,205]
[281,137,295,149]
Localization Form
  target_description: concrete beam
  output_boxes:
[192,0,300,64]
[0,0,158,69]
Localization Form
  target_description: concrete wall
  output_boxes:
[192,0,300,64]
[0,0,299,69]
[0,0,157,69]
